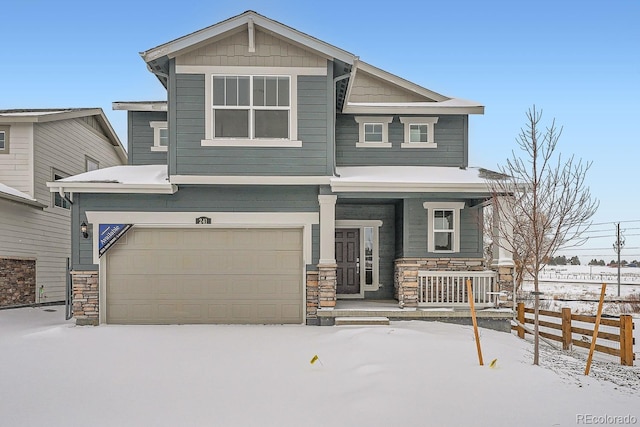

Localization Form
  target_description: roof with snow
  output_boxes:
[47,165,176,194]
[0,183,45,208]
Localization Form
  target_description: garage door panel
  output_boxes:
[106,228,303,324]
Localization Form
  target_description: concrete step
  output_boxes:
[334,316,390,326]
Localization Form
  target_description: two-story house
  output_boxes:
[0,109,126,307]
[48,11,514,326]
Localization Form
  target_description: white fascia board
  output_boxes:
[112,102,168,112]
[46,182,177,194]
[0,193,46,209]
[170,175,331,185]
[141,12,356,65]
[330,181,491,193]
[342,104,485,115]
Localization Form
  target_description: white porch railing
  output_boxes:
[417,270,498,308]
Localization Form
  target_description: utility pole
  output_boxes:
[613,223,625,297]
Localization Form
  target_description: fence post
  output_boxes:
[561,307,572,351]
[620,315,634,366]
[517,302,525,339]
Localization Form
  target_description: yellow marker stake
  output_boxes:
[489,358,497,368]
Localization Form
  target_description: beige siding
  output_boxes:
[176,28,326,67]
[350,71,428,103]
[14,118,124,303]
[0,123,34,197]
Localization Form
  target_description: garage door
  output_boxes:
[105,228,303,324]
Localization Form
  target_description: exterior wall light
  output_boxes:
[81,222,89,239]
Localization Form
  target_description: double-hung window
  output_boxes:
[150,121,168,152]
[423,202,465,253]
[211,75,291,141]
[52,170,70,209]
[400,117,438,148]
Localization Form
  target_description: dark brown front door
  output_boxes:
[336,229,360,294]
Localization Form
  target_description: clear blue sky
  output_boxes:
[2,0,639,262]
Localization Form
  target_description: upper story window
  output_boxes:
[52,170,70,209]
[423,202,465,253]
[150,121,168,152]
[202,75,300,148]
[354,116,393,148]
[0,125,9,154]
[400,117,439,148]
[85,156,99,172]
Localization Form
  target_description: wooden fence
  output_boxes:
[512,302,636,366]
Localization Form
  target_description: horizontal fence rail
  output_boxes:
[512,302,635,366]
[418,271,497,308]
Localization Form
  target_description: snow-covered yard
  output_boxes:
[1,307,638,427]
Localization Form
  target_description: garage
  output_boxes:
[105,227,303,324]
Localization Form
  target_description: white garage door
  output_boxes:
[105,228,303,324]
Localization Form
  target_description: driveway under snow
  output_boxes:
[1,306,638,427]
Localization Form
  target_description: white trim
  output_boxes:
[247,18,255,53]
[47,182,177,194]
[85,211,319,266]
[170,175,331,185]
[399,116,438,148]
[150,121,168,152]
[204,71,300,142]
[176,65,327,76]
[331,181,491,193]
[343,104,484,115]
[354,116,393,146]
[423,202,465,253]
[201,139,302,148]
[112,102,167,112]
[318,195,337,265]
[336,220,383,294]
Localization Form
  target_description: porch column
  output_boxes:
[491,196,515,297]
[318,194,337,308]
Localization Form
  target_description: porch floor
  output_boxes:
[315,300,513,332]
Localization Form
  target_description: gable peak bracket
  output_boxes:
[247,18,256,53]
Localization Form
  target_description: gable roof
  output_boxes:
[0,182,45,209]
[0,108,127,163]
[139,10,483,115]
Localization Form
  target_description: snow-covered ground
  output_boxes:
[1,306,638,427]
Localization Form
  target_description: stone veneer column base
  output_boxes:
[394,258,486,309]
[306,270,319,325]
[0,257,36,307]
[496,265,515,300]
[317,264,337,309]
[71,271,99,326]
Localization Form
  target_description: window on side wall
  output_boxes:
[400,117,438,148]
[0,125,9,154]
[354,116,393,148]
[52,170,71,209]
[85,156,99,172]
[423,202,465,253]
[150,121,168,152]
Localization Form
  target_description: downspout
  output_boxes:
[332,68,354,178]
[58,187,73,206]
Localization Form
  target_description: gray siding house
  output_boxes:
[49,11,514,326]
[0,109,126,307]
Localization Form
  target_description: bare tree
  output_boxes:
[488,106,598,365]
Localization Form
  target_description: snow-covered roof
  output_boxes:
[331,166,499,193]
[0,183,45,208]
[47,165,176,194]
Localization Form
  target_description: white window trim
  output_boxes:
[201,68,302,147]
[85,156,99,172]
[354,116,393,148]
[423,202,464,253]
[336,220,383,294]
[150,121,168,152]
[400,117,439,148]
[0,126,9,154]
[52,169,71,210]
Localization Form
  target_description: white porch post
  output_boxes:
[318,194,337,309]
[492,195,515,268]
[318,195,337,265]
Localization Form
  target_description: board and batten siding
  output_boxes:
[399,198,483,258]
[73,185,320,270]
[0,123,34,196]
[336,114,467,167]
[129,111,168,165]
[24,118,124,302]
[172,73,330,176]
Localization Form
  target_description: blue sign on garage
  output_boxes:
[98,224,132,257]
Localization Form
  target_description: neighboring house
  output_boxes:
[48,11,514,326]
[0,109,126,307]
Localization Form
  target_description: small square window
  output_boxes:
[354,117,393,147]
[400,117,438,148]
[85,156,99,172]
[410,124,428,143]
[364,123,383,142]
[150,121,168,152]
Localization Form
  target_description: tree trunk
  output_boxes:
[533,274,540,365]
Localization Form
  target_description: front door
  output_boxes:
[336,229,360,294]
